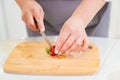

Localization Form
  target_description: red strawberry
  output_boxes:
[50,45,56,56]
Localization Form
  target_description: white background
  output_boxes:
[109,0,120,39]
[0,0,120,40]
[0,0,7,40]
[0,0,27,40]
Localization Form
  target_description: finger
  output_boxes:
[59,34,78,54]
[67,36,84,53]
[80,38,89,51]
[26,13,38,31]
[59,24,65,34]
[33,9,45,32]
[55,31,71,54]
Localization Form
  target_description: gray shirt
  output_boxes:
[27,0,110,37]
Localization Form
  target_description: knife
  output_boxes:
[39,31,52,47]
[34,18,52,47]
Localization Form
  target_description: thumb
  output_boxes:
[34,17,45,32]
[35,17,45,32]
[37,19,45,32]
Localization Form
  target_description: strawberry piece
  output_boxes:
[50,45,57,56]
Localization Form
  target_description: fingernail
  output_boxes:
[79,51,83,54]
[58,52,62,55]
[66,51,69,54]
[55,50,58,54]
[41,28,45,32]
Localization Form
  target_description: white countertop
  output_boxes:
[0,36,120,80]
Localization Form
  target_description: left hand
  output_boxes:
[55,16,89,55]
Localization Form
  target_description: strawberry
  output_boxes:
[50,45,56,56]
[45,45,57,56]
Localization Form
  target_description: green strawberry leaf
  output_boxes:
[45,48,50,54]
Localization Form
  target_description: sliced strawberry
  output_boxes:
[50,45,57,56]
[45,45,57,56]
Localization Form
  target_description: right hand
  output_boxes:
[17,0,45,31]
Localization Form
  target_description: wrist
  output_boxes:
[71,13,89,29]
[70,14,87,30]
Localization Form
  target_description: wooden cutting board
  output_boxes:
[3,41,100,75]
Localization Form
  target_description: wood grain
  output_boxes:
[3,41,100,75]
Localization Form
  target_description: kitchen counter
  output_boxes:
[0,36,120,80]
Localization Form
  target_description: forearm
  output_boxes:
[16,0,36,9]
[72,0,106,27]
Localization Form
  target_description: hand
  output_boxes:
[55,16,89,55]
[17,0,45,31]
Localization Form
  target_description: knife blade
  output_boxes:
[39,31,52,47]
[34,18,52,47]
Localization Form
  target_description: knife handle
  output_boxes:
[34,18,52,47]
[33,18,39,30]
